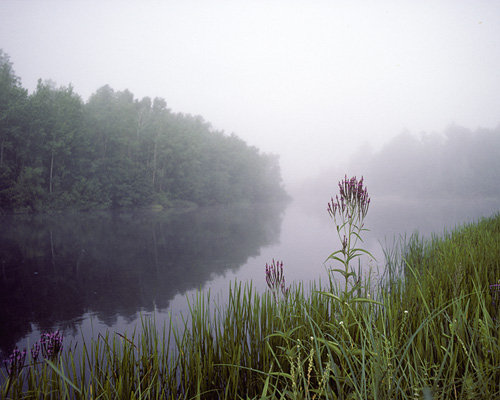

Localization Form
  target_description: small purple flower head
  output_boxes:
[328,175,370,222]
[31,342,41,362]
[3,347,26,377]
[342,235,348,251]
[265,259,290,303]
[40,331,64,360]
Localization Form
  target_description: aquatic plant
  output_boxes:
[3,347,26,379]
[326,175,374,299]
[39,331,64,361]
[265,259,290,303]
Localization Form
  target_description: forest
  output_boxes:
[298,123,500,202]
[359,125,500,199]
[0,50,288,213]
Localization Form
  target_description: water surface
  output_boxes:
[1,196,499,360]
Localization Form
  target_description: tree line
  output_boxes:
[0,50,288,212]
[296,124,500,202]
[353,125,500,199]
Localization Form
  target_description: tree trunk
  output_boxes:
[49,149,54,194]
[152,140,157,188]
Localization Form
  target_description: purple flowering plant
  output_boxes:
[30,342,41,363]
[40,331,64,361]
[489,280,500,308]
[2,347,26,378]
[326,175,376,302]
[265,259,290,304]
[2,331,64,382]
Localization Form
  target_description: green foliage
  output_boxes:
[0,50,28,211]
[10,167,45,212]
[0,50,288,212]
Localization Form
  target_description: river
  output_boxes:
[1,195,499,360]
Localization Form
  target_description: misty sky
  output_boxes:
[1,1,500,184]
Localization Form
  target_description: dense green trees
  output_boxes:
[0,51,288,212]
[0,51,28,210]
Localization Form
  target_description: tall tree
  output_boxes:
[28,80,83,196]
[0,50,28,209]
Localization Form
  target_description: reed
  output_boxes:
[2,192,499,398]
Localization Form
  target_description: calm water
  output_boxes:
[1,196,499,360]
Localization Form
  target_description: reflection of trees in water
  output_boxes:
[0,202,286,355]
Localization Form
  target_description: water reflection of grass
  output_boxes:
[2,213,500,399]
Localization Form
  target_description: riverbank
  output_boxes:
[2,212,500,399]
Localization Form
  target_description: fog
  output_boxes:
[293,124,500,203]
[1,1,500,186]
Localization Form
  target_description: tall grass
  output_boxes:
[2,211,500,399]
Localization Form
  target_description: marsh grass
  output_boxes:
[2,213,500,399]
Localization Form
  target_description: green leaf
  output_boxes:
[348,347,378,357]
[315,291,342,303]
[330,268,347,274]
[329,268,350,278]
[325,250,345,263]
[315,338,343,357]
[45,359,82,395]
[349,297,384,306]
[350,247,377,260]
[269,371,293,379]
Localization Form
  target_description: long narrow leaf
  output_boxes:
[45,359,82,395]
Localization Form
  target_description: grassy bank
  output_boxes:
[2,210,500,399]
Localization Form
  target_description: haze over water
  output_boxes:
[2,193,499,361]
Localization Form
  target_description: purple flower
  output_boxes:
[328,175,370,222]
[40,331,64,360]
[265,259,290,302]
[31,342,41,362]
[3,347,26,377]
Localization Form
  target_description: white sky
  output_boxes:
[1,0,499,185]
